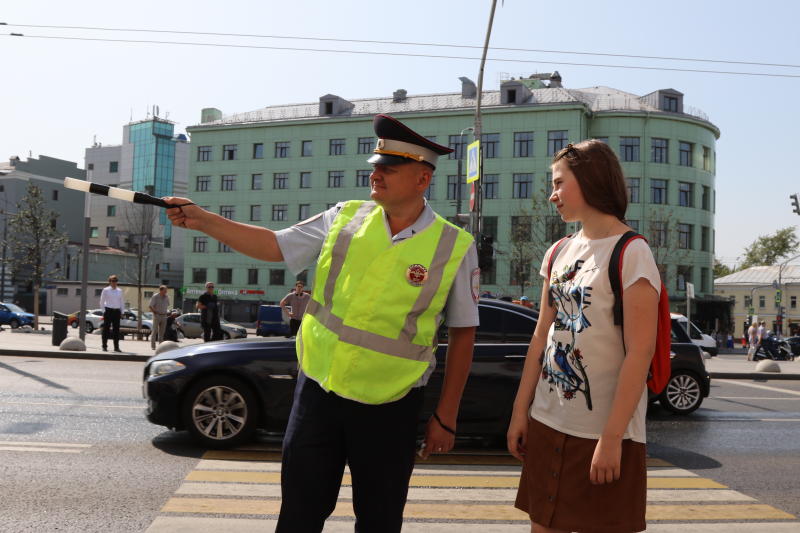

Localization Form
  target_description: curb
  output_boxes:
[0,348,150,362]
[709,372,800,381]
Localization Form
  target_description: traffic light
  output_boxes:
[478,234,494,272]
[791,193,800,215]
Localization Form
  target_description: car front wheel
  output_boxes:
[9,319,19,329]
[659,371,703,414]
[182,376,259,448]
[84,322,94,333]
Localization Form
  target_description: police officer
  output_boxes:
[165,114,479,533]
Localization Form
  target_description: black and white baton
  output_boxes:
[63,177,193,209]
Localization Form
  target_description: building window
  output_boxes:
[218,268,233,284]
[250,205,261,221]
[651,138,669,163]
[75,288,81,296]
[651,179,667,204]
[620,137,640,162]
[87,163,94,171]
[483,174,498,199]
[107,205,116,216]
[513,132,534,157]
[627,219,639,233]
[220,205,235,220]
[546,215,566,242]
[677,223,693,249]
[448,135,467,160]
[90,227,99,238]
[196,176,210,191]
[251,173,263,190]
[649,221,667,247]
[679,142,693,167]
[248,269,259,285]
[791,295,797,309]
[197,146,212,161]
[275,141,290,158]
[356,170,371,187]
[301,140,312,157]
[663,95,679,112]
[55,287,67,296]
[192,268,206,283]
[678,182,694,207]
[701,186,710,210]
[481,133,500,159]
[329,139,345,156]
[218,242,232,253]
[513,173,533,199]
[52,190,59,201]
[253,143,264,159]
[424,176,434,200]
[222,144,237,161]
[272,204,287,221]
[701,226,710,251]
[108,161,118,173]
[759,295,765,308]
[298,204,310,221]
[447,175,466,201]
[703,146,711,171]
[328,171,343,188]
[511,216,532,242]
[300,172,311,189]
[701,268,709,293]
[358,137,374,154]
[273,173,288,189]
[327,203,337,209]
[270,269,285,285]
[193,237,208,253]
[221,175,236,191]
[547,131,568,156]
[106,226,114,238]
[677,266,692,292]
[626,178,640,203]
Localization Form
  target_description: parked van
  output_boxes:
[256,305,290,337]
[671,313,717,356]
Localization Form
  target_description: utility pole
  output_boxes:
[455,126,474,226]
[472,0,498,239]
[79,170,91,341]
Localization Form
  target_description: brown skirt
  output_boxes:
[515,417,646,533]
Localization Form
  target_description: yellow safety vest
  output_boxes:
[298,200,474,404]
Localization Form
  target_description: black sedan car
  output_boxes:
[143,299,710,448]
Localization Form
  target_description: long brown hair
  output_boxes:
[552,140,628,220]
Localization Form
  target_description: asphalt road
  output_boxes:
[1,354,799,532]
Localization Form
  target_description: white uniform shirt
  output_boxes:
[275,201,480,386]
[531,231,660,443]
[99,286,124,310]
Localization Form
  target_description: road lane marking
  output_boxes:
[647,468,698,477]
[0,440,91,453]
[195,459,522,476]
[0,446,84,453]
[0,400,142,409]
[716,379,800,397]
[714,396,800,400]
[647,478,726,489]
[176,482,754,503]
[646,504,795,520]
[0,440,91,447]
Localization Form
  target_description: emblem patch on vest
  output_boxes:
[406,264,428,287]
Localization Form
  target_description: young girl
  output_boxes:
[508,140,660,533]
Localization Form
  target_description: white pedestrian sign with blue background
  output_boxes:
[466,140,480,183]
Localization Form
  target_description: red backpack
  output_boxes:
[547,231,671,394]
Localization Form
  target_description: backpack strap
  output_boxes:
[608,231,645,326]
[546,234,573,307]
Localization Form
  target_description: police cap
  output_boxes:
[367,114,453,169]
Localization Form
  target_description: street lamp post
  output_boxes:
[455,126,474,225]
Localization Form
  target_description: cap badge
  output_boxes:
[406,264,428,287]
[376,139,385,150]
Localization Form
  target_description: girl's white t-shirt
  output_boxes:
[530,230,661,443]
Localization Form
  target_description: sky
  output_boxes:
[1,0,799,267]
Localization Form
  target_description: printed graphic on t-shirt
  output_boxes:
[542,259,594,410]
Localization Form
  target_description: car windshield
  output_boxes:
[5,303,25,313]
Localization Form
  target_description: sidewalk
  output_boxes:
[1,327,799,379]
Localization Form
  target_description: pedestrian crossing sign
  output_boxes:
[466,140,480,183]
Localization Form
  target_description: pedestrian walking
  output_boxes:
[165,113,478,533]
[196,282,223,342]
[148,285,170,349]
[100,274,123,353]
[279,281,310,337]
[507,140,659,533]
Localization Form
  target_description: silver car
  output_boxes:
[175,313,247,340]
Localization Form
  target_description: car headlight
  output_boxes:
[149,359,186,377]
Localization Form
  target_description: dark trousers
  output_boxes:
[289,318,302,337]
[201,314,222,342]
[277,373,424,533]
[101,308,121,350]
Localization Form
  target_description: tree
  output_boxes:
[121,203,160,333]
[738,227,799,270]
[713,258,733,279]
[6,184,68,328]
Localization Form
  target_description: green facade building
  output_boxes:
[185,74,720,323]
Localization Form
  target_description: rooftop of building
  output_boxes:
[715,265,800,285]
[191,73,715,132]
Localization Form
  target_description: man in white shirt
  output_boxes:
[100,274,124,352]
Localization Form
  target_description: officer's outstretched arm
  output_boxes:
[165,197,283,262]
